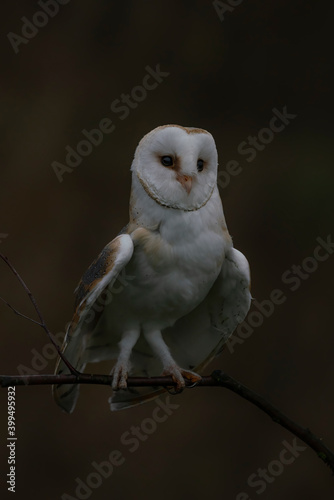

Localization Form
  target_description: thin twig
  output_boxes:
[0,252,78,375]
[0,370,333,474]
[0,295,42,326]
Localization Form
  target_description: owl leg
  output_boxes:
[144,330,201,391]
[111,329,140,390]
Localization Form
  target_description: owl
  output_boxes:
[53,125,251,412]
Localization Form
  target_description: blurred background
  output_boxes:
[0,1,333,499]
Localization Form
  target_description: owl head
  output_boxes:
[131,125,218,211]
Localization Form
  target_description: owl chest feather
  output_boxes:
[118,204,226,327]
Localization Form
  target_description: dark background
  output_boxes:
[0,1,333,499]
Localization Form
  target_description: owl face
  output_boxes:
[131,125,218,211]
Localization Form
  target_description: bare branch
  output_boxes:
[0,370,333,474]
[210,370,334,475]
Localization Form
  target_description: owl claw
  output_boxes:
[180,369,202,385]
[163,366,202,393]
[111,362,128,390]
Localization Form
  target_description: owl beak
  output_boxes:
[177,174,192,194]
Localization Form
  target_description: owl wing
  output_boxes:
[53,233,134,413]
[192,246,251,369]
[109,245,251,410]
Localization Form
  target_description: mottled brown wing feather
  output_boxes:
[53,233,134,413]
[70,233,132,329]
[74,240,119,309]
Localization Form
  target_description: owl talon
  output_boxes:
[180,369,202,386]
[111,362,128,390]
[162,366,201,393]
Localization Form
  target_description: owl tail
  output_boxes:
[52,330,87,414]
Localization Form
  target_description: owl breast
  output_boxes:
[104,198,228,331]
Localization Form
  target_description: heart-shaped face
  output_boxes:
[131,125,218,211]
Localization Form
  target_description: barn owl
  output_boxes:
[53,124,251,412]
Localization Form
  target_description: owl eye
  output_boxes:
[197,159,204,172]
[161,156,174,167]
